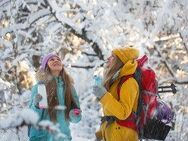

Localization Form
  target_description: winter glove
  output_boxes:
[93,85,107,99]
[69,108,82,123]
[34,94,42,108]
[73,108,81,116]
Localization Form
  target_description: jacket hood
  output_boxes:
[119,60,138,78]
[112,47,139,77]
[112,47,139,64]
[35,69,53,83]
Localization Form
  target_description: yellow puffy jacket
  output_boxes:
[98,60,139,141]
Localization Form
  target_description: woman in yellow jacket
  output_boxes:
[93,47,140,141]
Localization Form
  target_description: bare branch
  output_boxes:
[0,0,10,8]
[179,33,188,54]
[175,81,188,85]
[160,78,188,85]
[153,45,175,77]
[82,52,98,56]
[71,65,94,69]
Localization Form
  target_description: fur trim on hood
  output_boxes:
[35,69,53,83]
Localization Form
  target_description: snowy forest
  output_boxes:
[0,0,188,140]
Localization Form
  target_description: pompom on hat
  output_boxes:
[112,47,139,64]
[40,53,59,70]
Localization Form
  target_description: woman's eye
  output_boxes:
[49,57,61,62]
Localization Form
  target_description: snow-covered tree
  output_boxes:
[0,0,188,140]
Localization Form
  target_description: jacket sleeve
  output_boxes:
[29,84,43,118]
[69,87,82,123]
[100,78,139,120]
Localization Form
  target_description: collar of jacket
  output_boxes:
[118,59,138,78]
[36,69,64,85]
[108,60,137,88]
[53,76,64,85]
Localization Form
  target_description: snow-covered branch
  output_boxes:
[0,108,67,140]
[43,0,104,60]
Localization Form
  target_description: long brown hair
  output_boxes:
[103,55,123,90]
[45,66,77,122]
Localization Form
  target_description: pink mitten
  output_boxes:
[73,108,81,116]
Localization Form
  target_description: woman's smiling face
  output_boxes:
[47,56,63,75]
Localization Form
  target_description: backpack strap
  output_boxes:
[116,113,137,131]
[116,74,138,132]
[117,75,134,100]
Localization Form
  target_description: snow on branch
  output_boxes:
[0,0,10,8]
[43,0,104,60]
[0,108,39,130]
[27,9,51,26]
[0,108,67,140]
[153,44,188,85]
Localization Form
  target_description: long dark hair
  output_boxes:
[45,66,78,122]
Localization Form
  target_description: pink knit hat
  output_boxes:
[40,53,59,70]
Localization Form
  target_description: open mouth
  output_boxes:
[53,63,61,66]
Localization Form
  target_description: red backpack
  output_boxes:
[116,55,173,140]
